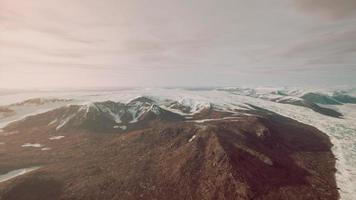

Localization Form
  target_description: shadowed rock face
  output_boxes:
[278,98,343,118]
[332,92,356,104]
[283,92,356,118]
[0,105,338,200]
[300,92,356,105]
[301,93,343,105]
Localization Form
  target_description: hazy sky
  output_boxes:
[1,0,356,89]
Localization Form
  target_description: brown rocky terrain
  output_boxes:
[0,104,338,200]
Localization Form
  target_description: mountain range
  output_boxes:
[0,87,355,200]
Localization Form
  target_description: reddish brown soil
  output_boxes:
[0,112,338,200]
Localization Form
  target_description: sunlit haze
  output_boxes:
[1,0,356,89]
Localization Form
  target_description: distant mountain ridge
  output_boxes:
[219,87,356,118]
[3,97,187,133]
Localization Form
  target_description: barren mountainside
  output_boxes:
[0,94,340,200]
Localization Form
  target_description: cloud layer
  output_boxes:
[294,0,356,19]
[0,0,355,88]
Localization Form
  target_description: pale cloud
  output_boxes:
[294,0,356,20]
[0,0,355,88]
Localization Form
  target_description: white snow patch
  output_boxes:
[190,116,242,123]
[21,143,43,148]
[127,106,146,123]
[56,114,76,130]
[49,136,65,140]
[41,147,51,151]
[113,125,127,130]
[48,118,58,125]
[150,104,161,115]
[195,124,208,131]
[188,135,197,143]
[97,104,123,123]
[110,113,122,123]
[0,167,40,183]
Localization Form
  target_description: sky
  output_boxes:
[0,0,356,89]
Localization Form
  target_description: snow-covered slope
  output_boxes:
[3,97,185,133]
[1,87,355,199]
[0,98,74,129]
